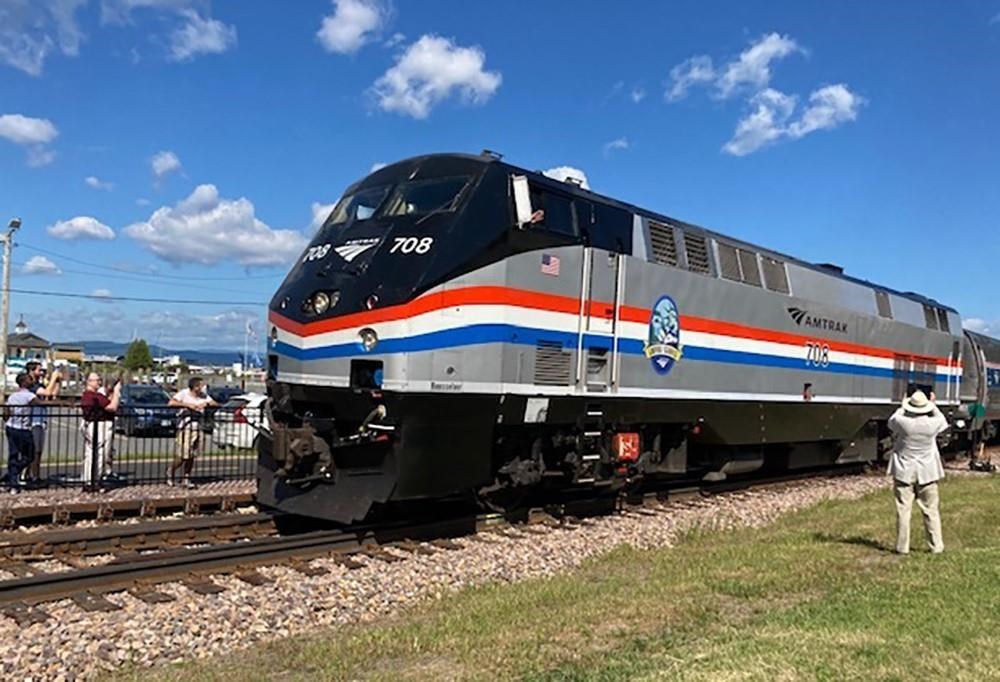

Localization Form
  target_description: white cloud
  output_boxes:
[963,318,995,335]
[151,149,182,181]
[666,33,801,101]
[715,33,801,99]
[722,88,797,156]
[542,166,590,190]
[991,13,1000,25]
[666,55,716,101]
[47,216,116,240]
[371,35,502,119]
[370,161,387,172]
[723,84,864,156]
[168,9,237,61]
[384,32,405,48]
[124,184,309,266]
[317,0,388,54]
[26,145,57,167]
[0,0,87,76]
[786,84,863,138]
[0,115,59,166]
[602,137,630,156]
[136,197,151,206]
[310,201,336,233]
[85,175,114,191]
[0,114,59,145]
[91,288,114,302]
[22,255,61,275]
[630,87,646,104]
[100,0,197,25]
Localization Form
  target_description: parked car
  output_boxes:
[213,393,268,450]
[116,384,176,437]
[209,386,245,404]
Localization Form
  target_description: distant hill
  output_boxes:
[61,341,263,367]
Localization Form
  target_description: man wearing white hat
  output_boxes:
[887,390,949,554]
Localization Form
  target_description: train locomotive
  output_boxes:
[259,152,999,523]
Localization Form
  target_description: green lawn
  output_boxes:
[132,475,1000,681]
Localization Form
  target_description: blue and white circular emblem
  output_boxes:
[644,295,684,375]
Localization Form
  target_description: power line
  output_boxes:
[5,287,266,306]
[12,260,274,297]
[18,242,289,281]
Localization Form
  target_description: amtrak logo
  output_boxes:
[644,295,683,375]
[787,307,849,334]
[334,238,380,262]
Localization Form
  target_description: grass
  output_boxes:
[124,475,1000,681]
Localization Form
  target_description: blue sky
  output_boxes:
[1,0,999,350]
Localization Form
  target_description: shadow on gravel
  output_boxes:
[812,532,892,553]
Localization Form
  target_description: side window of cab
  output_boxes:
[528,187,577,238]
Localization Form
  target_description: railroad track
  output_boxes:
[0,491,255,529]
[0,466,876,624]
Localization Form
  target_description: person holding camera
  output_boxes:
[167,377,217,488]
[80,372,121,489]
[5,373,37,493]
[24,361,62,485]
[887,390,949,554]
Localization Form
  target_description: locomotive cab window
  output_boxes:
[527,187,577,237]
[381,176,470,217]
[327,185,391,226]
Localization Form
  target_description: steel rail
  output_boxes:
[0,512,279,559]
[0,515,478,609]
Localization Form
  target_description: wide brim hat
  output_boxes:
[903,390,934,414]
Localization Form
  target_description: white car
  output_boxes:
[213,393,268,450]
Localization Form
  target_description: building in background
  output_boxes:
[52,344,84,364]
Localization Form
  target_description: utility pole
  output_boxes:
[0,218,20,393]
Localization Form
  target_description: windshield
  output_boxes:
[128,388,170,405]
[380,176,469,217]
[327,185,391,226]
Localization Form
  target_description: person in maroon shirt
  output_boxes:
[80,373,121,488]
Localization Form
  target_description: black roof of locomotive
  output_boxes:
[350,152,957,314]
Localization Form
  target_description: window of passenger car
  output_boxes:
[327,185,391,226]
[381,176,470,217]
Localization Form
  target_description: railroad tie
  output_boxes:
[359,547,405,563]
[393,540,437,555]
[183,576,226,595]
[128,586,175,604]
[1,602,49,625]
[331,555,365,570]
[72,591,121,613]
[235,569,273,586]
[288,559,327,576]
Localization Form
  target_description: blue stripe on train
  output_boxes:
[274,324,953,383]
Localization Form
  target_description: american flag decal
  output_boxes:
[540,254,560,276]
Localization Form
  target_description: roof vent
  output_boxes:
[817,263,844,274]
[480,149,503,160]
[563,176,584,187]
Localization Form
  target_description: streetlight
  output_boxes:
[0,218,21,392]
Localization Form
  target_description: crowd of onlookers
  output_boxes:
[3,368,218,493]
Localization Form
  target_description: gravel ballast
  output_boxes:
[0,470,947,680]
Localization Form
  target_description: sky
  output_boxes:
[1,0,999,351]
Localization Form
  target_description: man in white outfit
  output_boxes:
[887,390,948,554]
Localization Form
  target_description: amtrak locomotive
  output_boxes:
[260,152,1000,523]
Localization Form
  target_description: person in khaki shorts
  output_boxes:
[167,377,217,488]
[887,390,949,554]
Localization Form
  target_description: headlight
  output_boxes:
[956,419,966,429]
[359,328,378,352]
[311,291,331,315]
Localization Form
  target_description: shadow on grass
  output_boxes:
[812,532,891,553]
